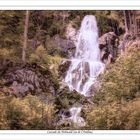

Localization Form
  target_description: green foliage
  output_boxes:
[0,48,13,60]
[86,45,140,130]
[0,94,56,130]
[29,44,63,87]
[86,99,140,130]
[48,55,63,76]
[94,45,140,103]
[0,47,21,64]
[56,87,86,110]
[45,36,66,57]
[0,11,24,48]
[29,45,49,68]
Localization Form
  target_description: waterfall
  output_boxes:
[69,107,86,127]
[65,15,105,96]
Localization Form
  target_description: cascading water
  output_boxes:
[65,15,105,96]
[69,107,86,127]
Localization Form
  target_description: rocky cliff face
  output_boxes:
[0,63,56,98]
[99,32,119,64]
[53,35,76,58]
[65,22,78,46]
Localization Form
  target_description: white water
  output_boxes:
[69,107,86,127]
[57,106,85,128]
[65,15,105,96]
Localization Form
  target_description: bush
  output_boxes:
[48,55,63,76]
[0,47,21,64]
[93,45,140,104]
[0,94,56,130]
[86,99,140,130]
[29,45,49,68]
[85,44,140,130]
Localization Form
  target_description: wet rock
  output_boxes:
[69,106,86,128]
[54,22,79,58]
[99,32,119,64]
[53,35,76,58]
[58,60,71,78]
[65,22,78,45]
[87,80,101,97]
[57,105,86,129]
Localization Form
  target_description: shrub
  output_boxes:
[0,47,21,64]
[85,44,140,130]
[86,99,140,130]
[93,45,140,104]
[0,94,56,130]
[29,45,49,68]
[48,55,63,76]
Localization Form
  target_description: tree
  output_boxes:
[22,10,30,63]
[123,10,138,35]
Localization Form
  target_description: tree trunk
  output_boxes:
[22,10,30,63]
[123,10,129,33]
[132,11,137,36]
[123,10,137,35]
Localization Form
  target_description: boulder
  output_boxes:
[99,32,119,64]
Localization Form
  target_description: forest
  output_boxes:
[0,10,139,130]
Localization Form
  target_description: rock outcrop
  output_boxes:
[53,35,76,58]
[65,22,78,46]
[99,32,119,64]
[0,63,56,98]
[58,60,71,78]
